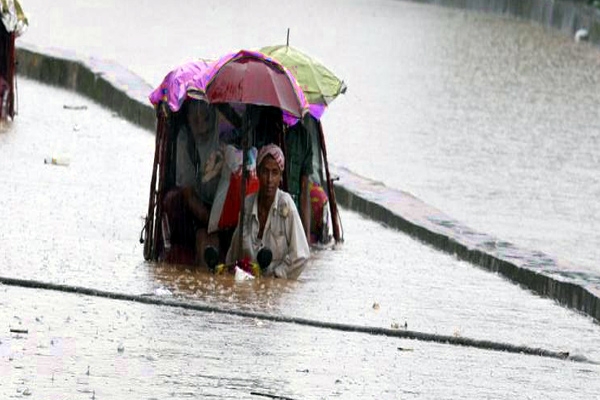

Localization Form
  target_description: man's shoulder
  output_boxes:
[277,189,294,202]
[277,190,298,213]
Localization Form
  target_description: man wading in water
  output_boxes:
[226,144,309,279]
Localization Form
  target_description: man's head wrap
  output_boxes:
[257,144,285,171]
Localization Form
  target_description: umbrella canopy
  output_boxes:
[1,0,27,36]
[259,45,346,107]
[149,59,214,112]
[205,50,308,119]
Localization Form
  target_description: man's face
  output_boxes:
[258,156,282,198]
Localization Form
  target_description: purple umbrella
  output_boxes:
[149,59,214,112]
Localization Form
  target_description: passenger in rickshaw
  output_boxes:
[206,121,259,264]
[251,107,329,245]
[162,99,223,266]
[285,115,313,241]
[286,114,330,244]
[226,144,310,279]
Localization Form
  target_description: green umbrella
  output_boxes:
[1,0,28,35]
[260,44,346,106]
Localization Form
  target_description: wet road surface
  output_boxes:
[2,284,599,400]
[1,79,600,398]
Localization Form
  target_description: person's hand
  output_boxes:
[203,151,223,182]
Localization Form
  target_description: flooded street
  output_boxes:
[19,0,600,274]
[2,79,600,398]
[2,0,600,397]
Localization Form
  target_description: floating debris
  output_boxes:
[575,29,589,42]
[63,105,88,110]
[10,328,28,334]
[153,286,172,296]
[250,391,298,400]
[234,266,255,282]
[44,156,71,166]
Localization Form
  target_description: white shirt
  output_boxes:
[226,189,310,279]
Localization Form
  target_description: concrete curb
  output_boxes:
[14,36,600,323]
[333,167,600,322]
[16,43,156,131]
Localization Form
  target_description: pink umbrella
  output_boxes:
[148,59,214,112]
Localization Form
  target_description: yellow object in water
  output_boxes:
[213,262,261,277]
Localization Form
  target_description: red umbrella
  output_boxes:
[205,50,308,118]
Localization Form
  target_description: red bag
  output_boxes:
[218,171,259,229]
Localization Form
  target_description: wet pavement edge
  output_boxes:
[14,40,600,323]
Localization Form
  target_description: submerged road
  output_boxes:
[18,0,600,276]
[2,0,600,397]
[1,78,599,398]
